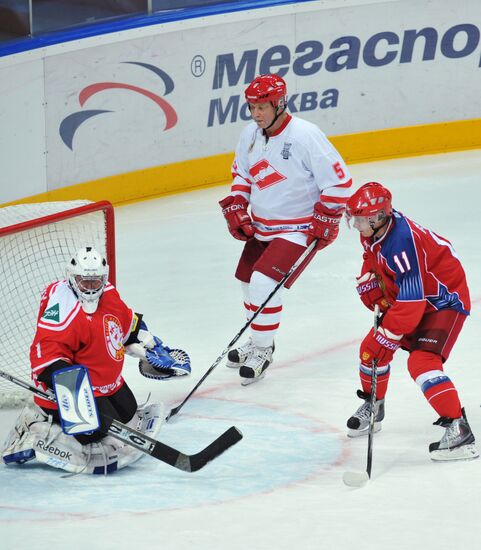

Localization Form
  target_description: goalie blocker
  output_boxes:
[52,365,100,436]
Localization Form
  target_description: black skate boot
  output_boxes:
[239,345,274,385]
[347,390,385,438]
[227,339,274,369]
[429,408,479,461]
[226,338,254,368]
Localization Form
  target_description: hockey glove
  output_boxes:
[356,271,390,312]
[307,202,342,250]
[139,337,191,380]
[52,366,100,436]
[146,337,191,375]
[359,326,402,367]
[125,319,191,379]
[219,195,255,241]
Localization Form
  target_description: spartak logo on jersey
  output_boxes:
[249,160,286,190]
[103,314,125,362]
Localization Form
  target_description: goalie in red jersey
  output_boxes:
[2,246,190,475]
[345,181,478,461]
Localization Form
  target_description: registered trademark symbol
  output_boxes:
[191,55,206,77]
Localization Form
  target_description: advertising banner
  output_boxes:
[44,0,481,188]
[1,0,479,200]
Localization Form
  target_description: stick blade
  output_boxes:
[342,471,370,488]
[189,426,243,472]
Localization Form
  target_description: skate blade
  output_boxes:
[430,443,479,462]
[226,362,241,369]
[241,372,266,386]
[342,471,369,487]
[347,422,382,438]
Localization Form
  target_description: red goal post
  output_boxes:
[0,200,115,407]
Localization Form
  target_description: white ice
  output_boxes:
[1,150,481,550]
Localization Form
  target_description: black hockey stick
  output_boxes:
[343,305,380,487]
[166,239,319,421]
[0,369,242,472]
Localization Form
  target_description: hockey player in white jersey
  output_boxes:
[219,74,352,384]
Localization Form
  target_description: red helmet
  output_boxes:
[244,74,287,109]
[346,182,392,218]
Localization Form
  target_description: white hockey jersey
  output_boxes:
[231,114,352,243]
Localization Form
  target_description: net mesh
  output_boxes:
[0,201,110,408]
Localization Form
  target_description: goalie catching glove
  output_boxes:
[125,317,191,380]
[139,336,191,380]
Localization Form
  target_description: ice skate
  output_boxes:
[347,390,385,437]
[239,345,274,385]
[226,338,254,368]
[429,409,479,461]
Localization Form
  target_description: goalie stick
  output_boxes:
[343,305,380,488]
[166,239,318,421]
[0,368,242,472]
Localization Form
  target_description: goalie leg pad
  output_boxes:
[131,402,164,434]
[2,406,91,472]
[53,365,100,436]
[105,401,165,469]
[2,403,165,474]
[2,404,49,464]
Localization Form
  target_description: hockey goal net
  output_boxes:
[0,200,115,408]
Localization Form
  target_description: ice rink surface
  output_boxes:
[1,149,481,550]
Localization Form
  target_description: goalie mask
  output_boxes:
[67,247,109,313]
